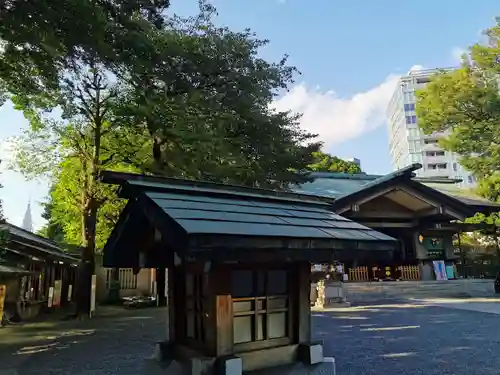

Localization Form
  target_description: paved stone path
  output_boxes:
[2,301,500,374]
[315,300,500,375]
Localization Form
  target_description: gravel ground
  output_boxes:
[0,308,166,375]
[314,301,500,375]
[2,302,500,375]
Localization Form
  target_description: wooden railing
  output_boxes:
[346,265,421,282]
[398,265,420,281]
[348,266,370,281]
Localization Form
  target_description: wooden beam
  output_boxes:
[296,263,311,343]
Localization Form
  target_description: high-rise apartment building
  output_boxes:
[386,68,476,186]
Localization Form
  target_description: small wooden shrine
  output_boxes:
[101,172,397,375]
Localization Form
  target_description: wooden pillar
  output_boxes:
[61,266,69,307]
[167,267,176,342]
[209,265,234,357]
[297,262,311,343]
[157,267,167,307]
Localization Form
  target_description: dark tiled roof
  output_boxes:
[0,223,78,263]
[293,167,500,211]
[120,179,396,244]
[0,263,33,275]
[144,189,394,242]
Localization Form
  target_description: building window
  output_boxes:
[416,77,431,84]
[425,151,445,157]
[424,139,439,145]
[453,163,457,171]
[427,163,447,170]
[404,103,415,111]
[185,273,207,342]
[231,269,290,349]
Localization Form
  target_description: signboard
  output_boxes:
[90,274,97,317]
[52,280,62,307]
[419,234,445,259]
[432,260,448,281]
[0,285,6,322]
[67,284,73,302]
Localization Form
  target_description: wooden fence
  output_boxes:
[397,265,420,280]
[347,265,421,282]
[348,266,370,281]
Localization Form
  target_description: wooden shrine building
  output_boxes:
[294,164,500,280]
[101,171,398,375]
[0,223,78,321]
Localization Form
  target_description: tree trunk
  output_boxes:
[76,200,98,317]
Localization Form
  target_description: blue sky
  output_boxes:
[1,0,499,229]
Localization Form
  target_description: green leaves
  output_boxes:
[416,18,500,233]
[308,151,362,173]
[416,18,500,184]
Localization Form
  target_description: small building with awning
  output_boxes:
[100,171,399,374]
[0,223,79,321]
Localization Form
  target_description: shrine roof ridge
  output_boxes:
[100,171,335,207]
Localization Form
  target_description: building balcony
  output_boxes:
[423,155,448,164]
[422,142,443,151]
[423,168,452,178]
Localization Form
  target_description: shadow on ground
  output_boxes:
[0,307,166,374]
[313,301,500,375]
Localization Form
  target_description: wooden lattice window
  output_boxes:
[231,269,291,350]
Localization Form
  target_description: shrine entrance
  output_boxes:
[101,171,397,374]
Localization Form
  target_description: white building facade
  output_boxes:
[386,68,476,187]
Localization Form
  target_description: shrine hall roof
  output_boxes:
[293,164,500,214]
[101,172,398,262]
[126,179,395,243]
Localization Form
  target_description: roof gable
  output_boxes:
[294,164,499,215]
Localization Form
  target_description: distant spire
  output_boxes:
[22,201,33,232]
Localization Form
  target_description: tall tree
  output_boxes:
[38,188,65,244]
[7,1,321,313]
[114,3,320,187]
[416,19,500,235]
[10,61,144,315]
[308,151,362,173]
[0,0,170,107]
[416,19,500,187]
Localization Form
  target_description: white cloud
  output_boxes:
[272,73,400,148]
[451,47,467,64]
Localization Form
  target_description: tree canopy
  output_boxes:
[3,0,322,313]
[308,151,362,173]
[0,0,170,106]
[416,19,500,231]
[416,19,500,190]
